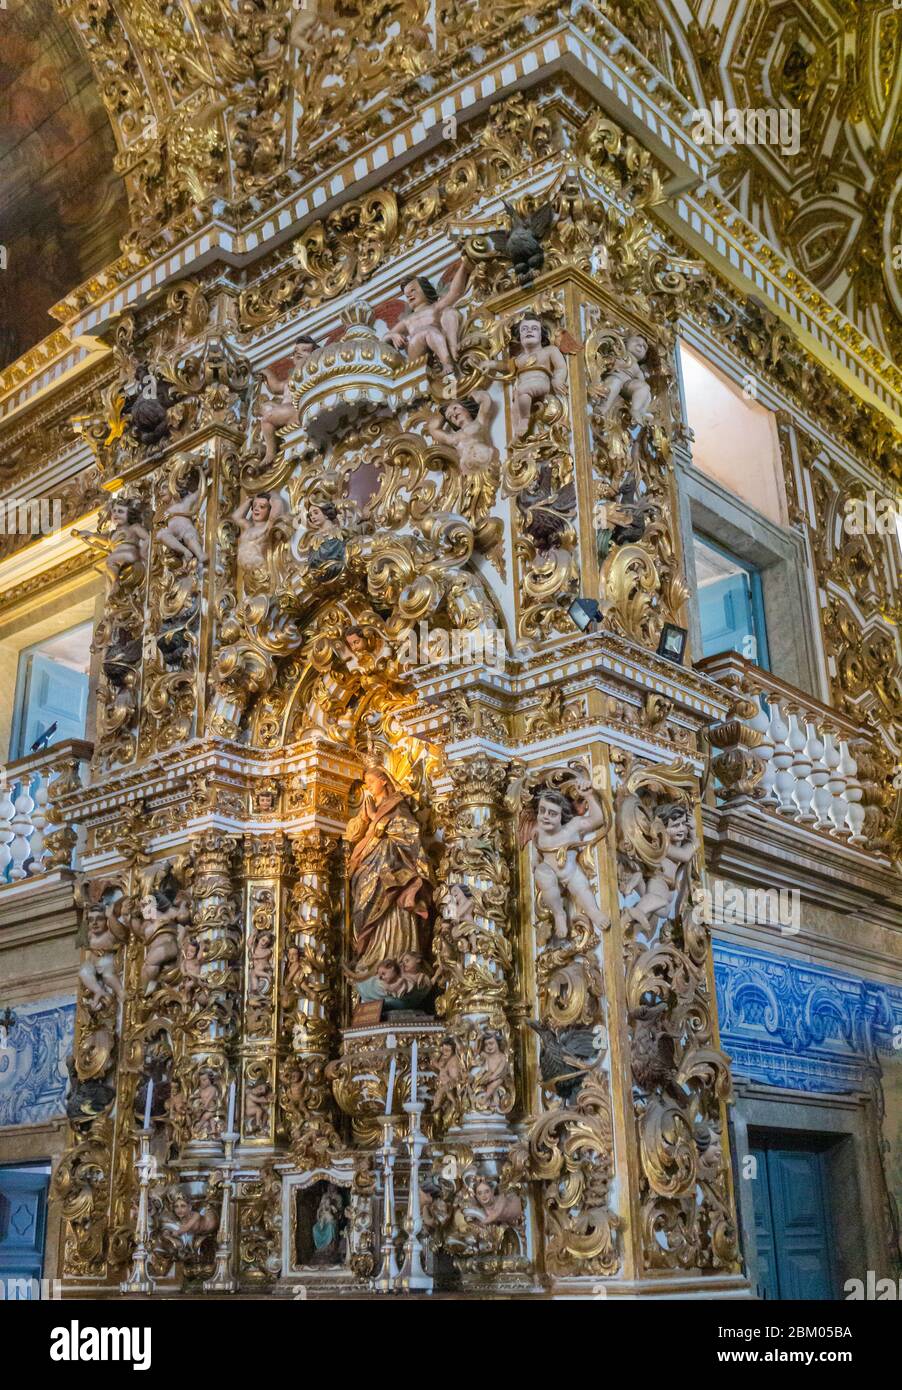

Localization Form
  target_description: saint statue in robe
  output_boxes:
[345,765,433,973]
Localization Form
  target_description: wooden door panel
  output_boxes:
[750,1145,780,1300]
[751,1142,835,1301]
[0,1167,49,1291]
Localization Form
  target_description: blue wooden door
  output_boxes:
[694,533,770,666]
[750,1145,780,1300]
[0,1164,50,1298]
[750,1143,835,1299]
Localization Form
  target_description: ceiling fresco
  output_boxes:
[0,0,128,367]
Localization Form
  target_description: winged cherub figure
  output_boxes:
[385,262,470,382]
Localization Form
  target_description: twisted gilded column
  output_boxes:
[238,835,288,1153]
[280,830,342,1160]
[435,754,516,1134]
[182,830,242,1158]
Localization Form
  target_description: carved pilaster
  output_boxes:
[613,756,741,1279]
[239,835,287,1153]
[56,876,128,1280]
[505,754,620,1282]
[280,830,342,1162]
[237,1163,283,1287]
[182,831,242,1158]
[434,753,515,1134]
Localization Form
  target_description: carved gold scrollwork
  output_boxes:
[54,1118,114,1277]
[509,1075,620,1275]
[238,1164,282,1284]
[617,756,738,1272]
[293,190,398,305]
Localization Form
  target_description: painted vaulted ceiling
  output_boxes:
[656,0,902,362]
[0,0,128,367]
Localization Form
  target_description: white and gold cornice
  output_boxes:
[4,16,893,393]
[2,7,897,458]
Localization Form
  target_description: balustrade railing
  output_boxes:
[698,654,890,854]
[0,738,92,883]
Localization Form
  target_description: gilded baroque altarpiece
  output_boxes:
[21,0,898,1299]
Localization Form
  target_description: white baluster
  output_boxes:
[29,772,49,873]
[788,710,815,822]
[806,723,832,830]
[8,780,35,880]
[839,741,865,842]
[851,738,879,849]
[0,778,13,881]
[823,732,849,837]
[749,697,777,804]
[769,701,796,815]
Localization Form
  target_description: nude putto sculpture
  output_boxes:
[385,262,470,382]
[623,800,698,934]
[426,390,498,473]
[475,1030,513,1109]
[506,314,568,438]
[78,896,127,1008]
[431,1036,466,1119]
[231,491,288,588]
[74,497,149,588]
[126,881,191,996]
[257,336,318,464]
[596,332,653,426]
[519,775,609,939]
[157,464,206,567]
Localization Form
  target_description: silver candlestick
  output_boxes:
[374,1116,401,1292]
[121,1127,156,1295]
[203,1130,239,1293]
[398,1100,432,1292]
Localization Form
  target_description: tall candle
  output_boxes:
[226,1080,236,1136]
[385,1056,397,1115]
[410,1040,418,1106]
[143,1078,153,1131]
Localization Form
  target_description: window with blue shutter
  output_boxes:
[694,533,770,667]
[10,621,92,758]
